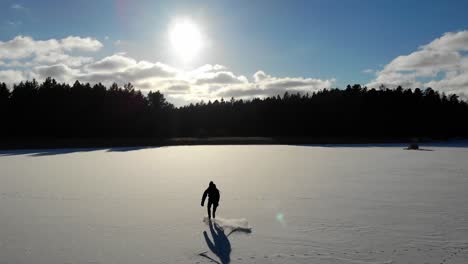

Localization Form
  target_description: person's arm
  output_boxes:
[216,190,220,205]
[201,188,208,206]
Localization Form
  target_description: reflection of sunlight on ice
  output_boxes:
[276,212,286,226]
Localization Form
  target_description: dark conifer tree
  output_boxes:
[0,77,467,143]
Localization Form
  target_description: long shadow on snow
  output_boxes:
[106,146,158,152]
[293,139,468,149]
[203,220,231,264]
[199,219,252,264]
[200,219,237,264]
[0,147,106,157]
[0,146,160,157]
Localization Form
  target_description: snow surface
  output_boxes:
[202,217,252,234]
[1,144,468,263]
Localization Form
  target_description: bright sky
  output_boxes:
[1,0,468,105]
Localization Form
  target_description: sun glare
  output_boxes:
[169,19,203,62]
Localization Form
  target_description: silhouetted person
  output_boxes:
[201,181,220,219]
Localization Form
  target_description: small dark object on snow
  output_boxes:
[407,143,419,150]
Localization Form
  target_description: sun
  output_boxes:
[169,19,203,62]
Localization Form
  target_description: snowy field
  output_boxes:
[1,144,468,264]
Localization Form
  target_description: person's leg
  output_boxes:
[212,204,218,219]
[207,201,212,219]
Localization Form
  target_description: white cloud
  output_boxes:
[253,70,268,82]
[262,76,333,90]
[0,70,26,85]
[0,35,336,105]
[195,71,248,85]
[83,61,333,103]
[0,36,103,68]
[34,64,78,82]
[60,36,103,52]
[368,30,468,96]
[424,31,468,52]
[80,58,178,85]
[0,36,57,60]
[216,71,334,98]
[34,52,94,67]
[85,54,136,72]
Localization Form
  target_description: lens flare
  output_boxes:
[276,212,285,226]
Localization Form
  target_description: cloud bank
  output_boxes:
[0,35,334,105]
[368,30,468,98]
[2,30,468,105]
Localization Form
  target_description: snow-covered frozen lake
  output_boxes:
[1,144,468,264]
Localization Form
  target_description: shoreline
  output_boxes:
[0,137,461,150]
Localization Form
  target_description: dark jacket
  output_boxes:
[201,185,220,206]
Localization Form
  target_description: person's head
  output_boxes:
[209,181,214,187]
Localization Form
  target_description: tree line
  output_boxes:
[0,78,467,141]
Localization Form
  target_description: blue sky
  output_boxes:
[1,0,468,104]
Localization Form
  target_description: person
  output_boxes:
[201,181,220,219]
